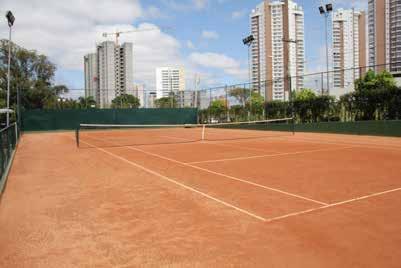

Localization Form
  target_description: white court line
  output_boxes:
[75,136,401,225]
[123,145,328,206]
[83,134,328,206]
[79,138,267,222]
[265,187,401,223]
[283,135,401,151]
[159,135,284,155]
[187,146,357,165]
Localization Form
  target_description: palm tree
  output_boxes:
[78,96,96,109]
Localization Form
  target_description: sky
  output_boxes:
[0,0,368,99]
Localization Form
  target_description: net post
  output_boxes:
[14,123,18,146]
[75,126,80,148]
[201,124,206,141]
[291,117,295,135]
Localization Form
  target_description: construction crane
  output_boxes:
[102,27,171,45]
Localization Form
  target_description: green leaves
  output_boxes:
[209,99,227,117]
[229,87,250,106]
[78,96,96,109]
[292,88,317,101]
[0,39,68,110]
[111,94,140,109]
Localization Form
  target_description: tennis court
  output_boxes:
[1,123,401,267]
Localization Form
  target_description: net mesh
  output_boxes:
[76,118,294,148]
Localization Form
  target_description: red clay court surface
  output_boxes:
[0,129,401,267]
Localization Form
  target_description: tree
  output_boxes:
[355,70,396,92]
[111,94,140,109]
[229,87,250,106]
[154,97,177,108]
[229,105,248,122]
[209,99,227,121]
[293,88,317,101]
[78,96,97,109]
[265,100,291,119]
[246,92,264,118]
[0,39,68,110]
[353,70,397,120]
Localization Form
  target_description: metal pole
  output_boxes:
[248,44,251,89]
[7,26,12,126]
[17,87,20,129]
[225,85,229,122]
[321,72,324,95]
[248,83,251,121]
[170,74,173,108]
[209,88,212,123]
[325,13,330,95]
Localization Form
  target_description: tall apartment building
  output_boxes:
[84,53,98,98]
[155,67,185,99]
[368,0,401,74]
[84,41,134,108]
[133,84,145,108]
[250,0,305,101]
[332,9,366,93]
[145,92,157,108]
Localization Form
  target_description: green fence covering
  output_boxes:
[22,108,198,131]
[294,120,401,137]
[0,123,18,194]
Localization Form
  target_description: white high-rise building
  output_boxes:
[155,67,185,99]
[250,0,305,101]
[84,41,134,108]
[368,0,401,74]
[145,92,157,108]
[332,9,366,96]
[133,84,145,108]
[97,41,116,108]
[116,43,134,96]
[84,53,98,99]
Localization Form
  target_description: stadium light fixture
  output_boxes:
[243,35,254,46]
[6,11,14,26]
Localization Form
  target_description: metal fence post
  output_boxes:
[321,72,324,96]
[225,85,229,122]
[209,88,212,123]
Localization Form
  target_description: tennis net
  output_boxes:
[76,118,294,148]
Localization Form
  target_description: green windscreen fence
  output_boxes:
[22,109,198,131]
[0,123,18,194]
[294,120,401,137]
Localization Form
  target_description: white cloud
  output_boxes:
[0,0,246,92]
[189,52,247,79]
[331,0,368,11]
[144,6,167,19]
[201,30,219,40]
[193,0,208,9]
[0,0,186,90]
[231,10,247,19]
[161,0,208,11]
[186,40,196,49]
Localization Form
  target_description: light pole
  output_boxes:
[243,35,255,90]
[6,11,15,127]
[319,3,333,95]
[243,35,255,120]
[282,38,298,102]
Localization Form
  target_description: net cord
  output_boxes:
[201,117,293,127]
[79,123,197,128]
